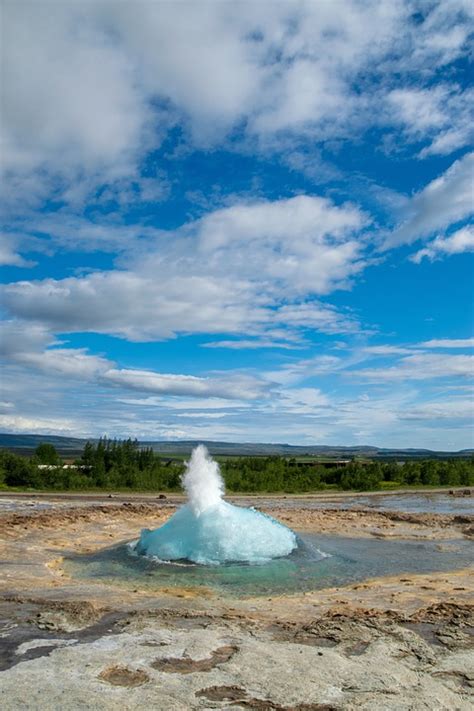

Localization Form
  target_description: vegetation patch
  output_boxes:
[1,438,473,492]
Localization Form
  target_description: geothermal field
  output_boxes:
[0,447,472,710]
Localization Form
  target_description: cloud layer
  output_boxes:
[1,1,473,448]
[2,195,368,340]
[3,1,473,205]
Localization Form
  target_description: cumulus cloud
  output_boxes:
[387,85,473,157]
[2,2,152,180]
[383,152,474,249]
[410,225,474,263]
[17,349,111,380]
[3,1,472,206]
[0,321,54,356]
[2,2,473,448]
[0,235,36,267]
[2,196,368,340]
[195,195,368,293]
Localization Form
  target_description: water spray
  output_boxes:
[135,445,297,565]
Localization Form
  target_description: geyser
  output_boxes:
[134,445,298,565]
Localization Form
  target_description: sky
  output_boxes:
[1,0,473,449]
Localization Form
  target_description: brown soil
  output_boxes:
[271,506,474,538]
[151,643,238,672]
[195,685,338,710]
[195,685,337,710]
[0,502,173,534]
[98,665,150,687]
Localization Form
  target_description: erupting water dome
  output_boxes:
[134,445,298,565]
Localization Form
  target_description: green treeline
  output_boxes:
[0,439,182,491]
[223,456,474,492]
[0,439,473,492]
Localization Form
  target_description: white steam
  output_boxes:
[181,444,225,516]
[135,445,298,564]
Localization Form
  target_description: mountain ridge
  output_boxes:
[0,433,472,460]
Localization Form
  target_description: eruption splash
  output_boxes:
[135,445,297,565]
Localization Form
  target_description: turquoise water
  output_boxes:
[135,501,297,564]
[64,534,473,597]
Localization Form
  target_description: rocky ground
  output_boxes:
[0,494,472,710]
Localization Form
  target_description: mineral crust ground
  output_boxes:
[0,491,472,710]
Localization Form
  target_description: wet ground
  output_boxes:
[65,534,474,597]
[1,487,473,515]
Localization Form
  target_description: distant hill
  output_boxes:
[0,433,472,460]
[0,433,90,457]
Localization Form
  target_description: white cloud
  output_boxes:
[420,337,474,348]
[272,303,362,333]
[362,345,415,356]
[410,225,474,263]
[195,195,368,294]
[412,0,474,67]
[0,320,269,401]
[2,2,473,450]
[8,214,164,255]
[2,328,473,448]
[354,353,473,381]
[3,1,472,207]
[0,235,36,267]
[0,401,14,410]
[17,349,111,380]
[2,2,152,180]
[174,412,229,419]
[383,152,474,249]
[202,339,302,350]
[116,397,250,411]
[1,271,264,341]
[399,398,474,421]
[103,369,268,400]
[0,321,54,356]
[266,355,343,386]
[0,414,84,435]
[387,85,473,157]
[2,196,368,340]
[277,388,330,414]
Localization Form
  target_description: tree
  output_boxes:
[1,451,37,487]
[35,442,60,465]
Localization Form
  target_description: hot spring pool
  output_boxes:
[63,534,473,597]
[63,447,473,597]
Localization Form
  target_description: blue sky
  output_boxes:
[1,0,473,448]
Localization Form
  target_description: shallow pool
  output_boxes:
[64,533,473,597]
